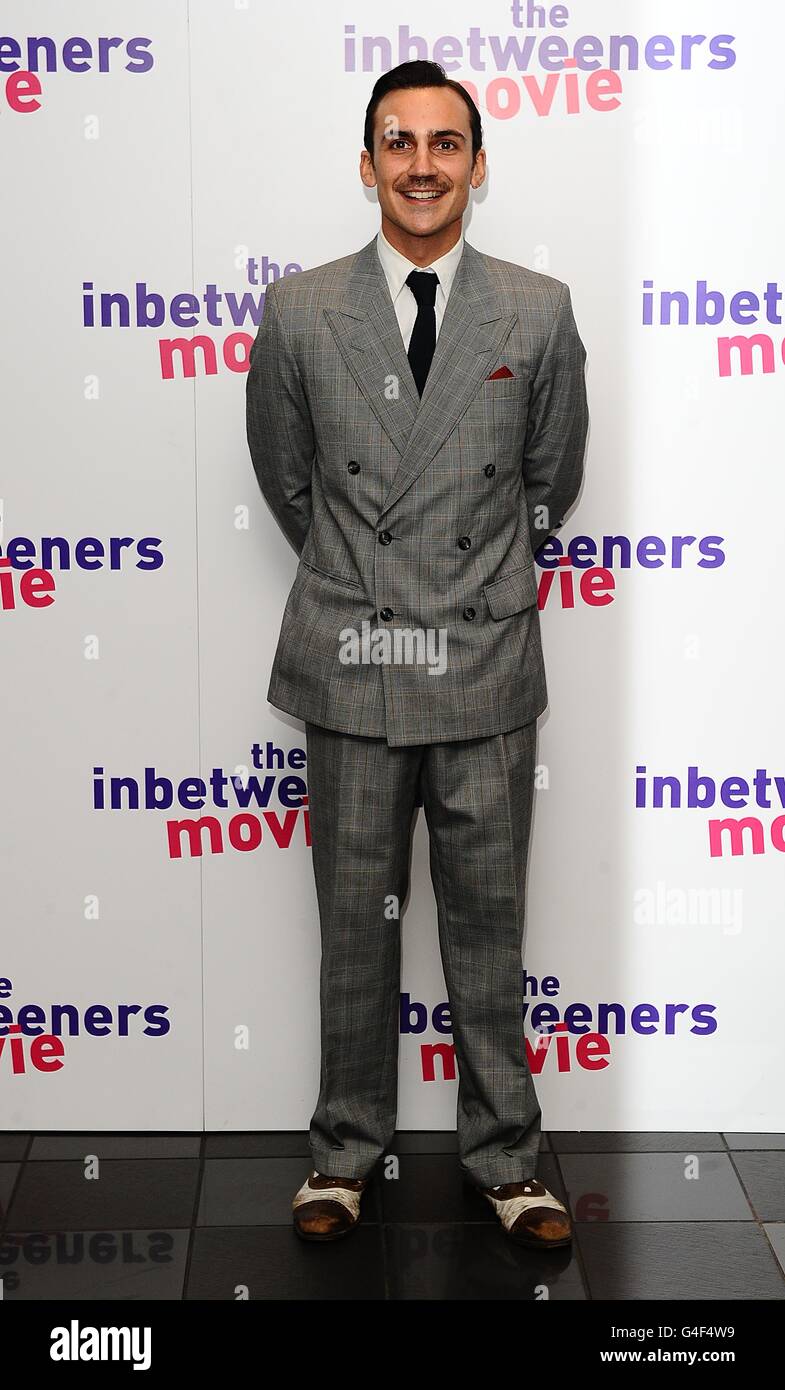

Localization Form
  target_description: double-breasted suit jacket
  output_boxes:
[246,235,589,746]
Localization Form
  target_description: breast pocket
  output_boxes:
[483,370,530,433]
[483,373,524,394]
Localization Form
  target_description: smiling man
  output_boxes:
[246,59,589,1251]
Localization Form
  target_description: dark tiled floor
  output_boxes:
[0,1132,783,1300]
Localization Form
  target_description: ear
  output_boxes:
[359,148,377,189]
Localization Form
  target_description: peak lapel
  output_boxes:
[323,237,420,459]
[380,241,517,519]
[323,236,517,519]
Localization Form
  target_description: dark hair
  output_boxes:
[363,60,483,163]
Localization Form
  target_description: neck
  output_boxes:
[380,214,462,267]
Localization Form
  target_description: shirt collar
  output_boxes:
[375,224,465,305]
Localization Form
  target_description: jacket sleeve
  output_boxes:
[522,282,589,558]
[246,278,315,556]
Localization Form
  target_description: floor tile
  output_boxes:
[4,1128,782,1302]
[731,1152,785,1221]
[0,1162,21,1226]
[725,1133,785,1150]
[0,1135,29,1162]
[559,1152,751,1222]
[764,1224,785,1277]
[7,1160,199,1229]
[197,1156,382,1227]
[390,1131,458,1154]
[186,1225,385,1299]
[385,1222,586,1299]
[30,1133,201,1160]
[0,1229,189,1299]
[577,1222,785,1299]
[378,1152,566,1224]
[549,1132,725,1153]
[203,1131,310,1159]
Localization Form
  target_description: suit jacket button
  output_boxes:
[457,535,471,549]
[378,530,393,545]
[380,607,394,621]
[484,463,496,477]
[347,461,360,474]
[463,606,476,620]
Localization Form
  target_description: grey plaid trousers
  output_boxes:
[305,717,543,1189]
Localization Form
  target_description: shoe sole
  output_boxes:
[507,1227,573,1249]
[293,1219,359,1242]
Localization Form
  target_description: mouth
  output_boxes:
[398,189,447,204]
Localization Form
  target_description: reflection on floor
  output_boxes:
[1,1130,784,1299]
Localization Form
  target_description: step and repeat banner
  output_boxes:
[2,0,783,1131]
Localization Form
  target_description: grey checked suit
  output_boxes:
[247,235,588,747]
[246,233,589,1187]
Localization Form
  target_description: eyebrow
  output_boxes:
[381,128,467,142]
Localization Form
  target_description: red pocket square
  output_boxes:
[486,364,514,380]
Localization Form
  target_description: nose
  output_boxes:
[407,139,440,178]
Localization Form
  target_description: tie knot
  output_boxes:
[406,269,439,308]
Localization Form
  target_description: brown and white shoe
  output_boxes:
[479,1178,573,1249]
[292,1170,368,1241]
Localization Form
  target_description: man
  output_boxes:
[246,59,589,1251]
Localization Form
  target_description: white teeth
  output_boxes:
[403,191,443,199]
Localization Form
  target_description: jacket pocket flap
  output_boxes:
[483,564,539,619]
[299,558,362,592]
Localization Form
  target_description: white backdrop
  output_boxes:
[2,0,783,1132]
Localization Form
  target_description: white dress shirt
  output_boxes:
[375,225,465,352]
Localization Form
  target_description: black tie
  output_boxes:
[406,269,439,397]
